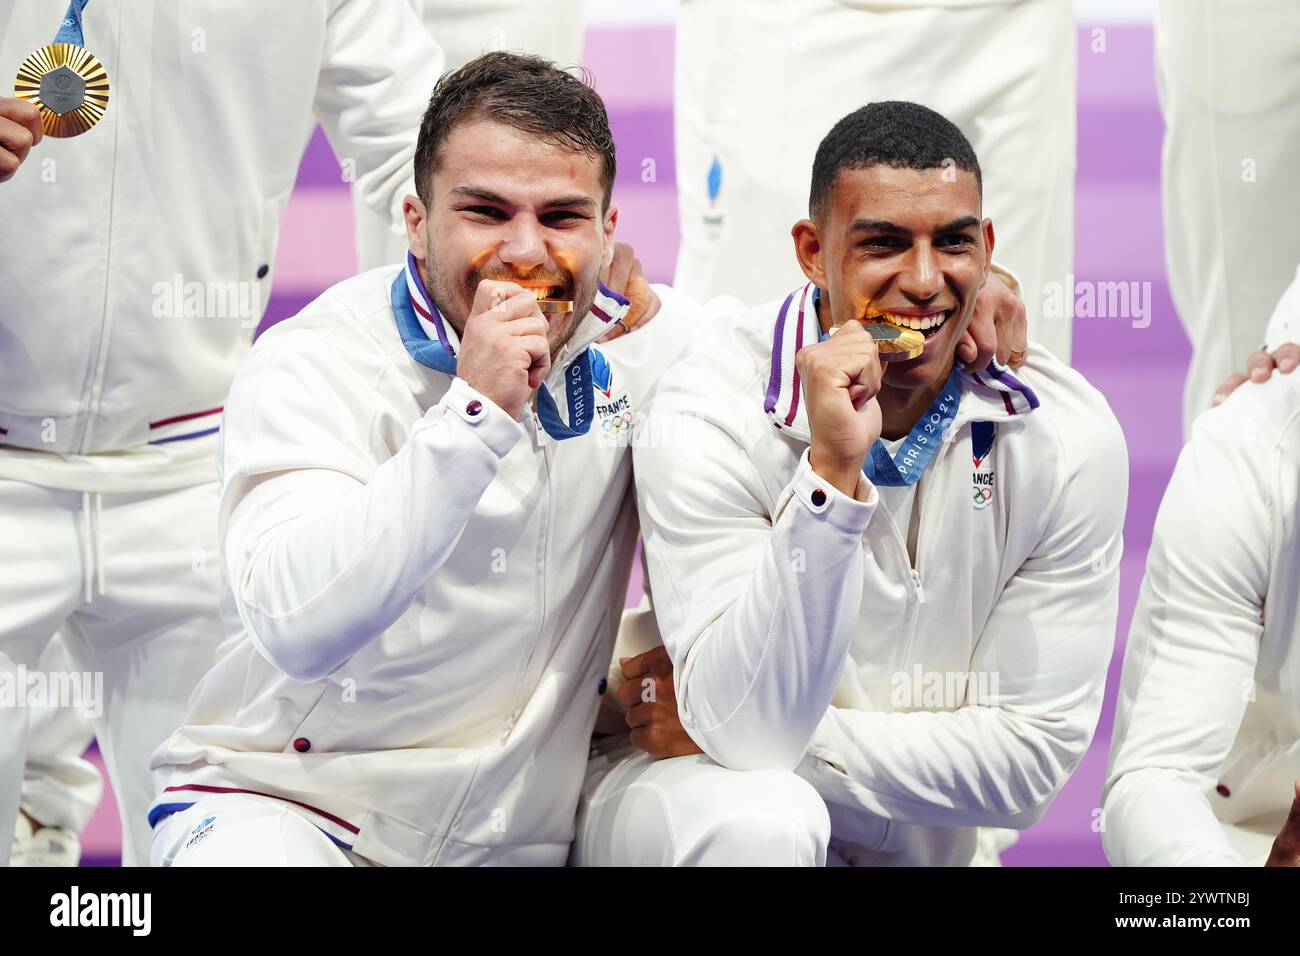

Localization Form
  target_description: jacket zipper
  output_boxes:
[78,6,126,453]
[882,427,970,658]
[879,503,924,609]
[504,409,551,740]
[898,425,969,666]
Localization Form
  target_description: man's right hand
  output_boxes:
[1265,781,1300,867]
[0,97,43,184]
[598,241,660,343]
[456,280,551,420]
[1213,342,1300,406]
[619,644,704,761]
[796,319,883,497]
[957,266,1028,372]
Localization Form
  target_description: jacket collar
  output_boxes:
[763,282,1041,445]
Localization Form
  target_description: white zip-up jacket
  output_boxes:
[0,0,440,492]
[150,263,698,866]
[1102,371,1300,866]
[633,283,1128,866]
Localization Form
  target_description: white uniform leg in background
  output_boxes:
[1158,0,1300,433]
[0,483,88,867]
[69,481,225,867]
[0,480,224,867]
[151,797,358,867]
[353,0,589,271]
[20,635,103,835]
[674,0,1076,361]
[571,744,831,866]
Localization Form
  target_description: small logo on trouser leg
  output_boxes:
[185,815,216,850]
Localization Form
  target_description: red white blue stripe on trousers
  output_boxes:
[148,406,223,445]
[148,783,360,852]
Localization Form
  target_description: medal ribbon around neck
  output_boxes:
[14,0,111,138]
[862,366,964,487]
[811,287,964,487]
[390,254,597,441]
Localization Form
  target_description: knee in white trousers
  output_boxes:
[151,796,358,867]
[573,749,830,866]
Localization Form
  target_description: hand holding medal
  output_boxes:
[856,310,926,361]
[0,97,43,182]
[14,0,110,138]
[457,278,553,419]
[819,291,927,362]
[798,318,884,496]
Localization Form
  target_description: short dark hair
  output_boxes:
[808,101,982,221]
[413,51,616,209]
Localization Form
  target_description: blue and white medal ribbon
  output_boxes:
[863,367,964,487]
[55,0,91,44]
[390,253,597,441]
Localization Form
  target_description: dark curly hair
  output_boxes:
[809,101,982,221]
[413,51,616,209]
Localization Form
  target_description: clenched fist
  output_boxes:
[797,319,883,496]
[456,280,551,420]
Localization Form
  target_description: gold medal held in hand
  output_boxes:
[536,298,574,314]
[860,319,925,360]
[829,310,926,360]
[15,42,110,138]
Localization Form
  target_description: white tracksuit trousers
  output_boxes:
[0,480,223,866]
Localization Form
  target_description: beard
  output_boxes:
[422,247,599,360]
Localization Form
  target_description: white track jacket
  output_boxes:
[150,263,696,866]
[0,0,440,492]
[1103,371,1300,866]
[634,283,1128,866]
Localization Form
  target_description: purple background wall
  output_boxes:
[82,22,1183,866]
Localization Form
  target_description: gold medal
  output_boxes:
[862,320,925,360]
[536,298,574,314]
[830,312,927,360]
[14,42,110,138]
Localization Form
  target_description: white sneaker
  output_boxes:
[11,815,81,867]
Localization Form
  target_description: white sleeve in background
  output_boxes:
[221,343,522,682]
[1101,406,1272,867]
[807,414,1128,830]
[634,399,878,773]
[314,0,444,250]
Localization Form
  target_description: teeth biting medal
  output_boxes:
[830,305,940,361]
[536,297,574,314]
[859,313,926,360]
[14,0,110,138]
[527,286,573,314]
